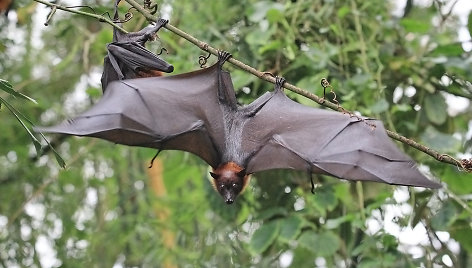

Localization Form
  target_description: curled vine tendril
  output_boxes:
[144,0,158,15]
[320,78,376,130]
[157,47,168,56]
[198,51,211,68]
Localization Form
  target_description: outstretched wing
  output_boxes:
[242,86,440,188]
[36,63,229,168]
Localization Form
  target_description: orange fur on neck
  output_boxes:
[137,70,164,78]
[210,162,251,193]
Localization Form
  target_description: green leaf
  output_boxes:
[0,79,37,104]
[247,1,284,22]
[0,96,41,153]
[370,98,389,114]
[38,132,66,168]
[258,40,282,54]
[392,104,412,113]
[424,93,447,125]
[420,126,461,153]
[245,27,275,46]
[248,220,280,254]
[450,223,472,252]
[257,206,287,220]
[431,200,457,231]
[86,87,102,98]
[337,6,350,18]
[412,200,430,227]
[325,214,356,229]
[400,18,430,34]
[429,43,464,57]
[266,8,283,23]
[381,234,398,250]
[278,215,303,242]
[440,166,472,195]
[282,44,295,60]
[0,92,65,167]
[298,231,340,256]
[333,183,353,205]
[348,74,371,86]
[312,185,338,216]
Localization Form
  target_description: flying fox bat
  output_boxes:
[101,0,174,91]
[35,52,440,204]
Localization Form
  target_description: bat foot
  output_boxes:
[157,18,169,27]
[275,76,286,89]
[218,50,232,64]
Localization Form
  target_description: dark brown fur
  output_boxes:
[210,162,250,204]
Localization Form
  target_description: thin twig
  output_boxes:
[124,0,470,172]
[33,0,128,34]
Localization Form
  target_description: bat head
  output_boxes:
[210,162,250,205]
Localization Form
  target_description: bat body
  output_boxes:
[101,0,174,91]
[36,53,440,204]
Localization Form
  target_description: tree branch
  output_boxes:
[124,0,470,172]
[33,0,471,173]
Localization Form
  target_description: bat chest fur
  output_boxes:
[221,111,249,166]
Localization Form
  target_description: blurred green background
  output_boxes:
[1,0,471,267]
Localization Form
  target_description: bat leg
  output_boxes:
[137,19,169,45]
[148,149,162,168]
[307,169,317,194]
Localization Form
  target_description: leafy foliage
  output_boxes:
[0,0,471,267]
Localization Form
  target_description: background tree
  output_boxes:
[1,0,471,267]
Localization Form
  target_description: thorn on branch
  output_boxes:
[157,47,168,56]
[198,51,211,68]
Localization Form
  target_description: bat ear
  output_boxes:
[209,172,219,179]
[237,169,246,178]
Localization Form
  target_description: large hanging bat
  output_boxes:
[35,52,440,204]
[101,0,174,91]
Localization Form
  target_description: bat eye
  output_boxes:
[220,185,225,189]
[232,183,238,188]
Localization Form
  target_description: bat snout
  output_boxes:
[224,191,236,205]
[164,65,174,73]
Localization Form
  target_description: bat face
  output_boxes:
[210,162,249,204]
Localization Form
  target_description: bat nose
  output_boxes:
[163,65,174,73]
[225,198,234,204]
